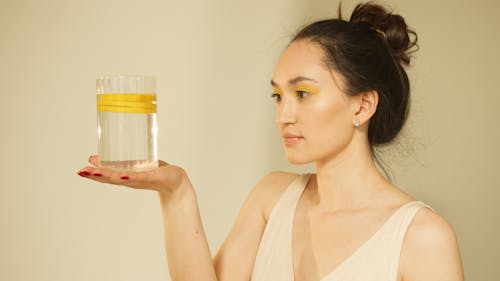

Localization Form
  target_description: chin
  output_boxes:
[285,152,314,165]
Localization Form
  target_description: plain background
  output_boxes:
[1,0,498,280]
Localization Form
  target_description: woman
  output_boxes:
[78,2,464,281]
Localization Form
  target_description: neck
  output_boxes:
[312,139,389,211]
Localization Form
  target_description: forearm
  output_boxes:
[158,182,218,281]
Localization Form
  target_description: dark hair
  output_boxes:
[292,1,418,146]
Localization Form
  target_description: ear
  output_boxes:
[353,90,378,126]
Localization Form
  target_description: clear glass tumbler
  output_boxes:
[96,75,158,171]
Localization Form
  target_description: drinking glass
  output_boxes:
[96,75,158,171]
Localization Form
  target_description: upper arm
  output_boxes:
[213,172,297,281]
[399,208,464,281]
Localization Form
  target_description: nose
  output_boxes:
[275,96,297,125]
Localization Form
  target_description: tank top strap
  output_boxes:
[327,201,433,281]
[266,173,311,222]
[390,201,433,239]
[250,173,311,281]
[371,201,433,280]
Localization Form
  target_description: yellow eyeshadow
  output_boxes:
[294,84,319,94]
[272,87,283,95]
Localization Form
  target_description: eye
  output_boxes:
[294,84,319,99]
[270,93,282,103]
[296,90,309,99]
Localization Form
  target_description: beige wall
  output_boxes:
[0,0,498,280]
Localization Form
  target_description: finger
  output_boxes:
[77,166,130,187]
[78,166,103,180]
[121,161,171,189]
[117,170,155,190]
[77,167,94,177]
[89,155,99,166]
[122,165,184,191]
[90,168,133,186]
[78,163,185,192]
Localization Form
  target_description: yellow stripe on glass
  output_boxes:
[97,93,157,114]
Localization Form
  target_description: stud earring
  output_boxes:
[353,120,361,127]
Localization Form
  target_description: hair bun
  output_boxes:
[348,2,418,65]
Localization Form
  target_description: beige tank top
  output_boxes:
[251,174,431,281]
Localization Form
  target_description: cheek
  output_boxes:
[304,97,353,142]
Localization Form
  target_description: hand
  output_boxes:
[77,155,189,196]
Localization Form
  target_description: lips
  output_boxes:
[282,133,303,146]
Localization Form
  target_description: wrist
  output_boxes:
[157,173,196,206]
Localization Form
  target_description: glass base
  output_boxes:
[99,160,159,172]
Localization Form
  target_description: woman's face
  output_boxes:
[271,40,358,164]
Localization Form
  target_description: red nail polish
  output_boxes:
[120,176,129,180]
[79,171,91,177]
[93,173,103,177]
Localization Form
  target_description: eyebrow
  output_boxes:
[270,76,318,87]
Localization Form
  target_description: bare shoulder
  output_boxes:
[399,207,464,281]
[250,171,301,222]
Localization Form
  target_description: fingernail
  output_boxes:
[78,171,91,177]
[93,173,102,177]
[120,175,129,180]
